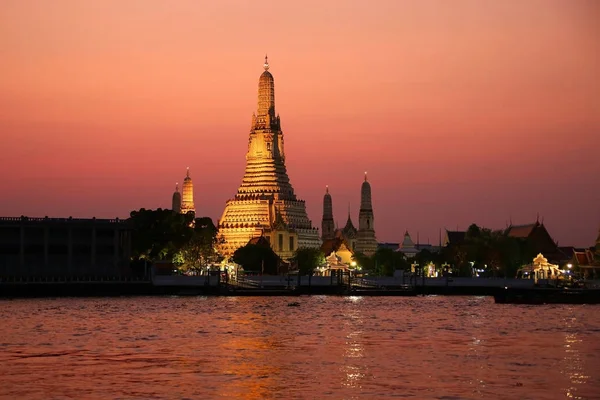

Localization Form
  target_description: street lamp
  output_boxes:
[567,263,572,269]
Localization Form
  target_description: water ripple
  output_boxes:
[0,296,599,399]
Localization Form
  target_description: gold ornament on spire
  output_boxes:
[264,54,269,71]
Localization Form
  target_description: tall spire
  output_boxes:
[257,56,275,121]
[172,182,182,213]
[321,185,334,241]
[360,173,372,210]
[356,173,377,255]
[181,167,195,215]
[217,57,321,258]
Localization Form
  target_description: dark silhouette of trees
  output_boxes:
[435,223,528,277]
[128,209,219,275]
[292,247,325,276]
[372,247,409,276]
[129,208,194,262]
[232,243,279,274]
[352,251,374,272]
[179,217,220,273]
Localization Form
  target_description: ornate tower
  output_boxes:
[180,167,195,215]
[339,204,358,251]
[218,57,320,260]
[321,186,335,241]
[355,172,378,255]
[171,183,181,213]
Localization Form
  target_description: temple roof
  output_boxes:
[247,236,270,247]
[506,222,540,238]
[400,231,415,248]
[321,237,353,256]
[445,230,466,245]
[343,213,357,233]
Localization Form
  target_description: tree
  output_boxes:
[129,208,194,262]
[352,252,374,273]
[372,248,408,276]
[293,247,325,276]
[179,217,219,274]
[232,243,280,274]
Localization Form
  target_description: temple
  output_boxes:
[180,167,195,215]
[319,174,378,261]
[217,57,320,260]
[171,183,181,213]
[321,186,334,241]
[355,172,378,255]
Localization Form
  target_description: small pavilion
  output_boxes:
[516,253,563,283]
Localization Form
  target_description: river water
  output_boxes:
[0,296,599,399]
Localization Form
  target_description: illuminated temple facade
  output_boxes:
[171,167,195,216]
[217,57,320,260]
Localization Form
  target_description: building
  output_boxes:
[172,182,182,213]
[217,57,320,260]
[0,216,132,278]
[320,175,378,256]
[378,242,399,251]
[505,220,563,263]
[338,210,358,252]
[398,231,418,258]
[180,167,195,215]
[321,186,335,241]
[355,173,378,256]
[442,230,466,247]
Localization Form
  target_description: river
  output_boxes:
[1,296,599,399]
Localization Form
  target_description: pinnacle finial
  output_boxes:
[264,54,269,71]
[326,185,329,194]
[175,182,179,192]
[186,167,190,178]
[364,171,368,181]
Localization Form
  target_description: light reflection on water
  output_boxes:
[0,296,599,399]
[342,296,365,391]
[562,307,591,400]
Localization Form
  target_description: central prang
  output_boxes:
[217,58,321,260]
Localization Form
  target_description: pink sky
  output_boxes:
[0,0,598,246]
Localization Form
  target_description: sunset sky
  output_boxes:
[1,0,598,246]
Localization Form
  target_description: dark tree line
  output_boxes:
[350,223,539,278]
[127,212,543,279]
[128,208,219,275]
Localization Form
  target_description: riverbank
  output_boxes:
[0,281,510,298]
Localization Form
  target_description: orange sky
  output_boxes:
[0,0,598,246]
